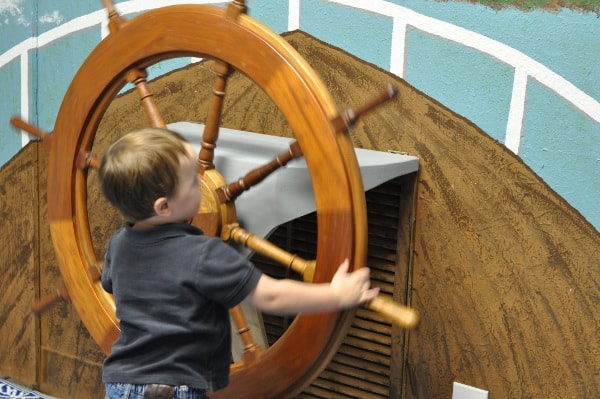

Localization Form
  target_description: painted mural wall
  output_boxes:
[0,0,598,231]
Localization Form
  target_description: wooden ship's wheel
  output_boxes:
[14,1,418,398]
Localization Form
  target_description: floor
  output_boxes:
[0,378,57,399]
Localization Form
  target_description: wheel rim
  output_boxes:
[47,5,367,398]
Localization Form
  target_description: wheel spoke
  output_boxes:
[366,295,420,329]
[198,1,247,171]
[126,68,166,128]
[102,0,126,32]
[225,223,316,282]
[198,61,232,171]
[100,3,166,129]
[217,141,303,203]
[331,83,399,132]
[216,84,397,203]
[230,305,264,364]
[77,151,100,171]
[226,223,419,329]
[126,68,167,128]
[10,117,52,149]
[226,1,248,18]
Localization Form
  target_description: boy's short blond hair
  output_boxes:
[98,128,191,222]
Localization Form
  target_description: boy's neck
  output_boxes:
[132,221,154,229]
[131,218,192,229]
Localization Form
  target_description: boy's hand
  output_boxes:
[330,259,380,308]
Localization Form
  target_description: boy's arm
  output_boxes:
[244,259,379,315]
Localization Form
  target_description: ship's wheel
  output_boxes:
[26,1,418,398]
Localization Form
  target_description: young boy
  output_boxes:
[98,128,379,399]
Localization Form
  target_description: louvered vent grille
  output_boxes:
[250,177,407,398]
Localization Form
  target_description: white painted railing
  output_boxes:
[0,0,227,147]
[1,0,598,154]
[289,0,600,154]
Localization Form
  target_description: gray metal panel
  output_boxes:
[170,121,419,239]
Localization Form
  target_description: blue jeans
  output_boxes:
[105,383,207,399]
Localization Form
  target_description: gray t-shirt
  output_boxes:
[101,222,262,392]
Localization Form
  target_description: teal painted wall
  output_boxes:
[0,57,21,161]
[300,0,394,70]
[0,0,598,231]
[405,29,515,142]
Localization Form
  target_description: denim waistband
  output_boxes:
[104,382,207,399]
[157,384,206,399]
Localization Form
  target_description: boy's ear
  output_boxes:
[153,197,171,217]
